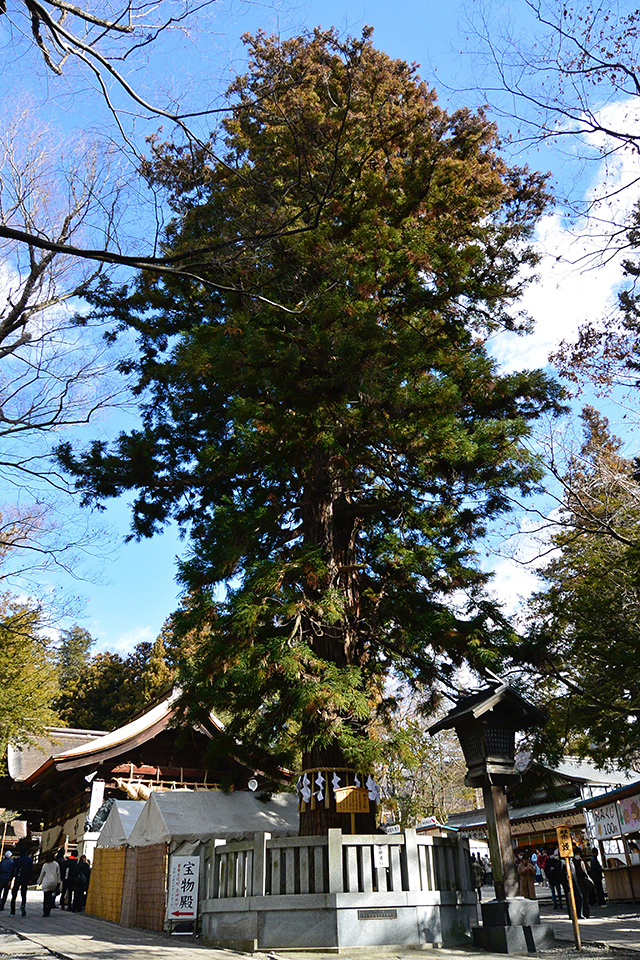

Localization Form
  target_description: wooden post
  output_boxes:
[556,825,581,951]
[0,820,7,860]
[565,858,582,951]
[482,782,518,899]
[621,833,639,900]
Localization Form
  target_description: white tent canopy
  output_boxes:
[126,790,298,853]
[97,800,145,848]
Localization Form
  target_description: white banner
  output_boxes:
[167,855,200,920]
[585,803,622,841]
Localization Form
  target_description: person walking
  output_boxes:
[544,849,564,910]
[52,848,65,907]
[9,847,33,917]
[471,854,485,902]
[571,853,595,919]
[0,852,13,910]
[589,847,606,906]
[60,852,77,909]
[38,853,61,918]
[537,848,549,884]
[71,855,91,913]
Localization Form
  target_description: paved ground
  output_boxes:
[0,888,638,960]
[538,895,640,953]
[0,898,227,960]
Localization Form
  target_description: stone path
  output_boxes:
[475,881,640,952]
[0,889,639,960]
[539,898,640,953]
[0,896,233,960]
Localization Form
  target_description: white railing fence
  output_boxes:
[204,828,471,900]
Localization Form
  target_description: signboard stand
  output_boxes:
[334,786,370,835]
[167,855,200,934]
[556,825,581,951]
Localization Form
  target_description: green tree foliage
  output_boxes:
[518,407,640,767]
[57,633,173,730]
[380,706,476,827]
[59,29,563,828]
[0,594,58,755]
[56,625,94,690]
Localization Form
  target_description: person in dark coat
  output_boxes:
[52,848,65,906]
[571,853,595,919]
[0,852,13,909]
[60,853,77,909]
[471,855,485,901]
[544,850,564,909]
[10,847,33,916]
[71,855,91,913]
[589,847,606,906]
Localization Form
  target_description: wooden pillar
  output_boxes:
[482,781,518,900]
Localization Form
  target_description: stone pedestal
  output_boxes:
[472,898,555,954]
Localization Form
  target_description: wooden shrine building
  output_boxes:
[0,691,282,852]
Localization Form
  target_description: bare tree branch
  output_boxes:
[0,104,127,584]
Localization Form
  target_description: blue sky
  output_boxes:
[1,0,637,653]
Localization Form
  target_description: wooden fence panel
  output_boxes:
[119,848,138,927]
[85,847,126,922]
[135,843,168,931]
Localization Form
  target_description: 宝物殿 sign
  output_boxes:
[167,855,200,920]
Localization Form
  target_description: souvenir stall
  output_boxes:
[582,779,640,901]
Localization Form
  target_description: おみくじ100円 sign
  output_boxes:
[167,856,200,920]
[585,803,622,841]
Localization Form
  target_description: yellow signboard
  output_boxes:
[335,786,370,814]
[556,824,574,859]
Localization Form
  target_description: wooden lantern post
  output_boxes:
[428,680,548,901]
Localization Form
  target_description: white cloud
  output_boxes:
[486,557,541,616]
[94,625,155,655]
[490,98,640,372]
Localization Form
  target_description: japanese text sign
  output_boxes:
[585,803,621,840]
[335,786,370,814]
[373,844,390,868]
[556,825,574,859]
[167,855,200,920]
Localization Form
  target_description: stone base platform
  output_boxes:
[472,898,555,955]
[201,891,477,952]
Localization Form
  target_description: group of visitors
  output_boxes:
[517,845,606,918]
[0,844,91,918]
[470,852,493,900]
